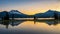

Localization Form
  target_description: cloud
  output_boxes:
[57,0,60,1]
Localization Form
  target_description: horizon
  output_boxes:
[0,9,59,15]
[0,0,60,34]
[0,0,60,15]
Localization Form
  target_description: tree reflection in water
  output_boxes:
[0,20,25,29]
[0,19,60,29]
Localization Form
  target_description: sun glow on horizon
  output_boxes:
[0,0,60,15]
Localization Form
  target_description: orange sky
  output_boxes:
[0,0,60,15]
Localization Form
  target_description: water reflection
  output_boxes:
[0,20,60,29]
[36,20,59,26]
[0,20,25,29]
[0,20,60,34]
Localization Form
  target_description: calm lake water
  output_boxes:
[0,20,60,34]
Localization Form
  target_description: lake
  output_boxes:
[0,19,60,34]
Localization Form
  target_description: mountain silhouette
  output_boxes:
[9,10,27,18]
[0,10,60,19]
[35,10,55,18]
[35,10,60,19]
[0,11,9,20]
[9,10,34,18]
[9,10,23,14]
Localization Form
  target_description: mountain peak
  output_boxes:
[2,11,8,12]
[45,10,56,13]
[10,10,20,12]
[9,10,22,14]
[47,10,54,12]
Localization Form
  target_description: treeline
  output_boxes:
[0,10,60,20]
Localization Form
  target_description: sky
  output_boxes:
[0,0,60,15]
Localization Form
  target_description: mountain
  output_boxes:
[0,11,9,18]
[9,10,27,18]
[9,10,34,18]
[55,11,60,19]
[9,10,23,14]
[35,10,58,18]
[0,11,9,20]
[0,10,34,18]
[0,10,60,18]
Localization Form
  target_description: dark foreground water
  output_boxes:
[0,20,60,34]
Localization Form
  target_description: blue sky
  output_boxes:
[0,0,60,15]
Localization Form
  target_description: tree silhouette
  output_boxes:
[12,14,14,20]
[2,20,9,29]
[34,16,37,24]
[54,11,58,20]
[2,11,9,20]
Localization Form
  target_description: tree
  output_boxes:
[54,11,58,20]
[2,11,9,20]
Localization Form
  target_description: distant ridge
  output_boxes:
[35,10,59,18]
[0,10,60,19]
